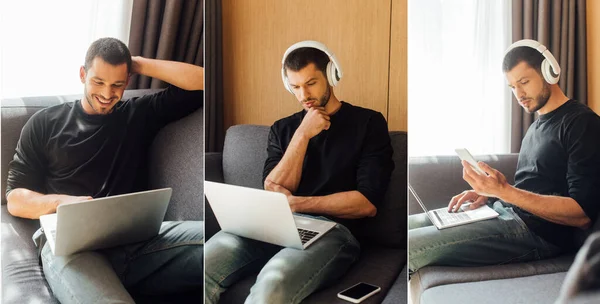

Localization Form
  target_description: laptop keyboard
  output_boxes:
[298,228,319,244]
[433,210,470,225]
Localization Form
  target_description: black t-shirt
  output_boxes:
[506,100,600,249]
[263,101,395,229]
[6,86,203,198]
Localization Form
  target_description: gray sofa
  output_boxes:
[205,125,407,304]
[1,89,204,303]
[409,154,600,304]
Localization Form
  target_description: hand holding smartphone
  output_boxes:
[337,282,381,303]
[455,148,487,175]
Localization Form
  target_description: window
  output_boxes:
[1,0,134,98]
[408,0,513,156]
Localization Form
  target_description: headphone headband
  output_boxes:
[281,40,343,94]
[504,39,561,84]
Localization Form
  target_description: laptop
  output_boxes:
[39,188,172,256]
[409,184,499,229]
[204,181,336,250]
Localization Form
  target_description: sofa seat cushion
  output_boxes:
[220,246,406,304]
[411,254,574,301]
[421,271,567,304]
[1,205,58,303]
[383,265,408,304]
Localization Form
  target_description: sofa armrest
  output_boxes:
[205,152,224,183]
[409,154,519,214]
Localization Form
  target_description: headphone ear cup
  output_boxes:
[327,61,337,87]
[541,59,560,85]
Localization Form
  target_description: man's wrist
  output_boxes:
[496,185,518,205]
[131,56,146,75]
[292,128,310,143]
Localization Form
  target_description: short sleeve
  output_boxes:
[6,111,48,196]
[355,113,394,206]
[565,112,600,222]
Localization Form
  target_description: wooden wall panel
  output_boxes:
[388,0,407,131]
[222,0,393,129]
[588,0,600,114]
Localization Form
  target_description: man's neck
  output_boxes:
[537,86,570,115]
[324,95,342,115]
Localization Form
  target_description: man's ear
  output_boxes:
[79,66,86,84]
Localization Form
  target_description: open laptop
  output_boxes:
[409,184,499,229]
[204,181,336,250]
[39,188,172,256]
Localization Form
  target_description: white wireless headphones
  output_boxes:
[505,39,561,85]
[281,40,343,94]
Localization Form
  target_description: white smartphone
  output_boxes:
[455,148,486,175]
[337,282,381,303]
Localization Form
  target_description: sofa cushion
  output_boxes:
[222,125,270,189]
[149,104,204,221]
[410,254,574,303]
[383,265,408,304]
[220,246,406,304]
[421,271,567,304]
[1,205,58,304]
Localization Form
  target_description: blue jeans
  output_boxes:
[409,201,562,272]
[40,221,203,304]
[204,217,361,304]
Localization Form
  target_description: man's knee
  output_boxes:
[247,272,299,304]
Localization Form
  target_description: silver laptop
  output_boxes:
[204,181,336,250]
[39,188,172,256]
[409,184,499,229]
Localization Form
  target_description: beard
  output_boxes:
[303,85,332,108]
[524,82,551,113]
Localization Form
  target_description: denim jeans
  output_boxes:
[204,216,361,304]
[409,201,562,272]
[40,221,203,304]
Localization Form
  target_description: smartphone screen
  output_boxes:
[455,148,486,175]
[339,283,380,300]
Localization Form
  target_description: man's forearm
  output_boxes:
[289,190,377,219]
[134,56,204,91]
[265,132,310,192]
[7,188,60,219]
[498,186,591,229]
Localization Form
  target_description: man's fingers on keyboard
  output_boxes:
[469,196,487,209]
[448,191,466,212]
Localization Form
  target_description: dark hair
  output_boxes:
[284,47,330,77]
[84,37,132,73]
[502,46,544,74]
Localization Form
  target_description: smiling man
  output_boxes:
[409,39,600,272]
[6,37,204,303]
[204,41,394,304]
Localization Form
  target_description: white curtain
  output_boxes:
[0,0,134,98]
[408,0,513,156]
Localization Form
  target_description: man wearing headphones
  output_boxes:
[409,39,600,271]
[204,41,394,303]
